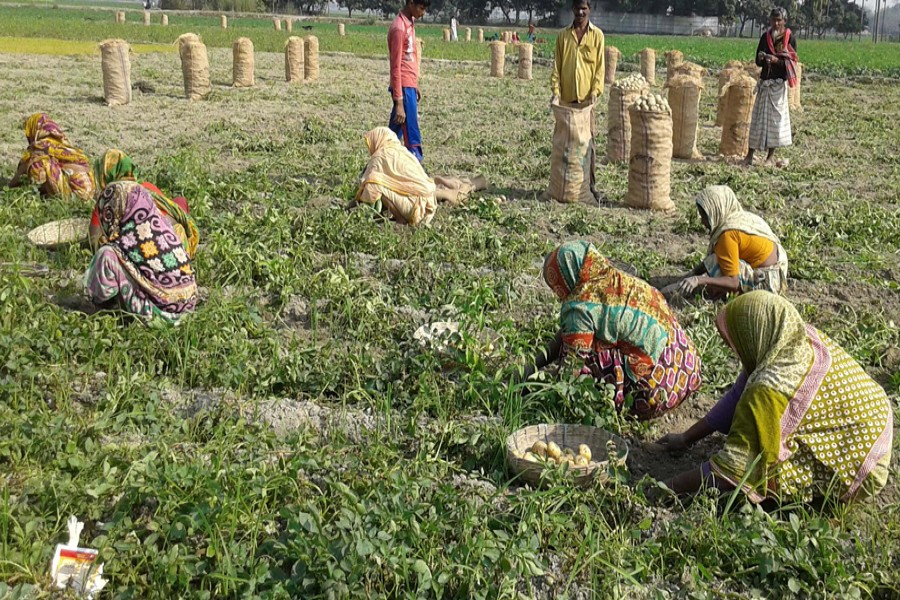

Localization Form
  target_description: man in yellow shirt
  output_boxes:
[551,0,605,200]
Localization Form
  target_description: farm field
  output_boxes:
[1,4,900,75]
[1,8,900,600]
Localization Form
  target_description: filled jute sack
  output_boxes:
[443,28,450,42]
[417,38,424,57]
[304,36,319,81]
[744,61,761,80]
[715,66,742,126]
[115,11,125,23]
[180,39,211,101]
[672,61,707,80]
[100,39,132,106]
[604,46,620,85]
[719,73,756,157]
[338,23,345,36]
[232,37,254,88]
[640,48,656,85]
[274,18,282,31]
[478,28,484,43]
[518,43,532,80]
[626,105,674,212]
[545,102,595,204]
[667,74,703,160]
[788,63,802,112]
[162,14,169,25]
[220,15,227,28]
[490,41,505,77]
[286,19,293,32]
[285,36,304,83]
[465,27,471,42]
[606,79,649,163]
[665,49,683,82]
[143,11,150,25]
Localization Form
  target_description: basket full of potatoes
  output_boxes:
[506,424,629,488]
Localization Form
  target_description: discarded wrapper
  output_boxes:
[50,516,108,598]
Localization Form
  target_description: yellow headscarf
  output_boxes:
[356,127,436,201]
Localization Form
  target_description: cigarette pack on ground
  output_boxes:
[49,517,108,598]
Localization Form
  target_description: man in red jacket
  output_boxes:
[388,0,430,162]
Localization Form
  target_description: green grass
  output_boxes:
[0,32,898,600]
[1,4,900,75]
[0,36,173,54]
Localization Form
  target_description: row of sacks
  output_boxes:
[99,34,320,105]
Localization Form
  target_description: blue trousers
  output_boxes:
[389,87,423,162]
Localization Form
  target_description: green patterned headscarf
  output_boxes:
[94,149,138,190]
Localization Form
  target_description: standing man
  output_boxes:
[744,7,798,167]
[550,0,605,199]
[388,0,430,163]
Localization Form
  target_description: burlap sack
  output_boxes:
[667,74,703,160]
[788,63,802,112]
[715,66,741,126]
[672,61,707,80]
[490,41,505,77]
[640,48,656,85]
[546,102,595,204]
[665,49,683,82]
[518,43,532,80]
[304,36,319,81]
[143,11,150,25]
[232,37,254,88]
[100,39,131,106]
[626,105,674,211]
[286,19,293,32]
[180,40,210,101]
[175,33,200,49]
[606,79,649,163]
[417,38,424,58]
[285,36,304,83]
[744,61,761,80]
[465,27,471,42]
[220,15,227,28]
[478,28,484,43]
[161,14,168,26]
[719,73,756,157]
[274,18,282,31]
[115,11,125,23]
[338,23,345,36]
[443,28,450,41]
[604,46,620,85]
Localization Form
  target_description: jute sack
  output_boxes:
[744,61,761,80]
[672,61,707,80]
[220,15,227,28]
[715,66,741,126]
[606,77,649,163]
[545,101,595,204]
[285,36,304,83]
[180,39,211,101]
[143,11,150,25]
[478,28,484,42]
[626,104,674,212]
[304,36,319,81]
[274,18,282,31]
[719,73,756,157]
[162,14,169,25]
[788,63,802,112]
[664,49,683,82]
[518,43,532,80]
[286,19,293,32]
[640,48,656,85]
[175,33,200,49]
[116,11,125,23]
[338,23,345,36]
[490,41,505,77]
[417,38,424,58]
[443,28,450,41]
[100,39,132,106]
[604,46,620,85]
[667,74,703,160]
[465,27,471,42]
[232,37,254,87]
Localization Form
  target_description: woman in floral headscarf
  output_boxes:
[521,240,702,420]
[657,291,892,503]
[7,113,95,200]
[89,149,199,258]
[84,181,197,322]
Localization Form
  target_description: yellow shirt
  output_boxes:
[550,22,605,104]
[714,230,775,277]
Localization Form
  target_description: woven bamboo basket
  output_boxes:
[27,218,90,248]
[506,424,628,488]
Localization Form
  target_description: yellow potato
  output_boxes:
[575,455,589,467]
[547,442,562,460]
[578,444,592,461]
[531,440,548,458]
[524,451,539,463]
